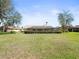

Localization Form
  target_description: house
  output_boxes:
[68,25,79,32]
[23,25,79,33]
[24,26,61,33]
[6,26,21,32]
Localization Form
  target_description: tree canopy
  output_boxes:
[58,10,74,32]
[0,0,22,32]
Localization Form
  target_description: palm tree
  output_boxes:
[58,10,74,32]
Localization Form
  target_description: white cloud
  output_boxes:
[50,9,61,15]
[21,10,59,27]
[67,7,79,25]
[19,7,79,27]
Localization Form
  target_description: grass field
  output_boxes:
[0,32,79,59]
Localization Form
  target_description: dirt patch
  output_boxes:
[0,44,40,59]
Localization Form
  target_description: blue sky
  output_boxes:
[13,0,79,27]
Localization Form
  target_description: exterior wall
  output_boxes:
[7,29,20,32]
[68,27,79,32]
[24,28,61,33]
[24,26,79,33]
[12,30,20,32]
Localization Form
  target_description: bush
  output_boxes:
[0,31,16,35]
[10,31,16,34]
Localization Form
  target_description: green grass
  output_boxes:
[0,32,79,59]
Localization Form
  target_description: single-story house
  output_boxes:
[0,26,21,32]
[24,25,79,33]
[24,26,61,33]
[68,25,79,32]
[7,26,21,32]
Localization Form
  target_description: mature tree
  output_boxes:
[0,0,11,31]
[0,0,22,32]
[4,7,22,26]
[58,10,74,32]
[0,0,11,20]
[4,12,22,32]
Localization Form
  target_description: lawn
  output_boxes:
[0,32,79,59]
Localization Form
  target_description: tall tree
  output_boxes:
[58,10,74,32]
[0,0,11,20]
[4,9,22,32]
[0,0,22,32]
[0,0,11,32]
[4,7,22,26]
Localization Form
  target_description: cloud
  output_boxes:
[20,10,59,27]
[50,9,61,16]
[19,7,79,27]
[66,7,79,25]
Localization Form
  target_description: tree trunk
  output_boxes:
[3,24,8,32]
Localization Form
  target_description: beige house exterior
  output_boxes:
[6,26,21,32]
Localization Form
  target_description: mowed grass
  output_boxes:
[0,33,79,59]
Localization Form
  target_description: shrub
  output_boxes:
[0,31,16,35]
[10,31,16,34]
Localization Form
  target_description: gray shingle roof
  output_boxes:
[27,26,53,29]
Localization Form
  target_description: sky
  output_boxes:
[13,0,79,27]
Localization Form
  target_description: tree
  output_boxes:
[58,10,74,32]
[0,0,11,20]
[0,0,22,32]
[0,0,12,32]
[4,11,22,32]
[5,7,22,26]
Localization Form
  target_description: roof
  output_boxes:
[26,26,53,29]
[69,25,79,28]
[6,26,21,30]
[75,25,79,28]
